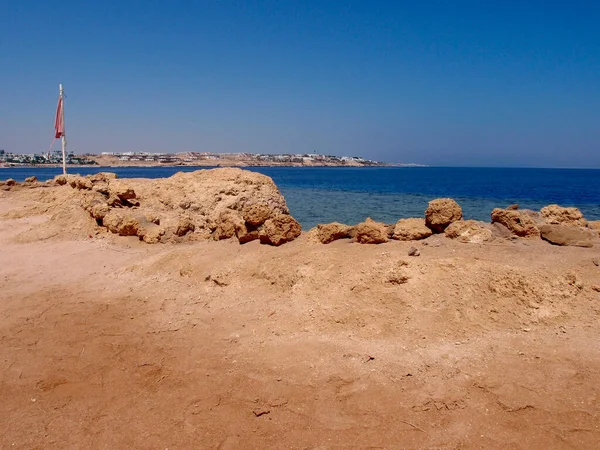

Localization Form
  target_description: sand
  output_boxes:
[1,186,600,448]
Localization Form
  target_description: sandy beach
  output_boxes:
[1,171,600,448]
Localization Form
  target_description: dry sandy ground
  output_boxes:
[1,194,600,449]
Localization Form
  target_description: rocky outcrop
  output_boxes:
[313,222,353,244]
[425,198,463,233]
[445,220,492,244]
[355,218,389,244]
[540,204,587,227]
[539,224,595,248]
[392,218,432,241]
[259,215,302,246]
[491,208,540,238]
[67,168,301,245]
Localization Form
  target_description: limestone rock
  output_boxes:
[408,247,420,256]
[69,176,93,190]
[259,215,302,246]
[102,211,140,236]
[355,218,389,244]
[491,208,540,238]
[392,218,432,241]
[507,204,519,210]
[315,222,353,244]
[5,179,17,186]
[589,220,600,236]
[75,168,298,245]
[108,181,136,201]
[539,224,594,248]
[540,204,587,227]
[139,224,165,244]
[425,198,463,233]
[445,220,492,244]
[54,175,68,185]
[242,204,273,226]
[213,211,245,240]
[89,172,118,183]
[25,176,37,183]
[175,217,195,237]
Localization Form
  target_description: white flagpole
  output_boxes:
[60,84,67,175]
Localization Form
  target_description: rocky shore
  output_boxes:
[2,169,599,249]
[1,169,600,448]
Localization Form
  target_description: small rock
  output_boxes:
[315,222,353,244]
[392,218,432,241]
[444,220,492,244]
[5,178,17,186]
[408,247,420,257]
[355,217,389,244]
[591,285,600,292]
[540,204,587,227]
[491,208,540,238]
[25,176,37,183]
[592,257,600,267]
[259,214,302,246]
[425,198,463,233]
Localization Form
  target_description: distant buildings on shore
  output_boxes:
[0,149,97,166]
[1,149,424,167]
[97,151,386,166]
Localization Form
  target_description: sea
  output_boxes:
[2,166,600,229]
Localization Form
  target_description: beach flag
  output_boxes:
[54,96,64,139]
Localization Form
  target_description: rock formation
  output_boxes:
[539,224,595,248]
[540,204,587,227]
[355,218,389,244]
[313,222,353,244]
[425,198,463,233]
[491,208,540,238]
[392,218,432,241]
[445,220,493,244]
[58,168,301,246]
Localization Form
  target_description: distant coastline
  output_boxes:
[0,150,426,169]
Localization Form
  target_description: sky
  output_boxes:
[1,1,599,167]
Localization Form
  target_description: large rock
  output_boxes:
[259,215,302,246]
[102,211,141,236]
[315,222,353,244]
[425,198,463,233]
[491,208,540,238]
[540,204,587,227]
[355,218,389,244]
[445,220,492,244]
[74,168,300,246]
[392,218,432,241]
[539,224,595,248]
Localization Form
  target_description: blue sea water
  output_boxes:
[2,166,600,229]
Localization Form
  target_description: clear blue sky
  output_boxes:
[1,1,598,167]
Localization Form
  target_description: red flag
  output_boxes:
[54,96,64,139]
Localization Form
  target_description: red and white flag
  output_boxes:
[54,96,64,139]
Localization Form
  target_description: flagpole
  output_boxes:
[59,84,67,175]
